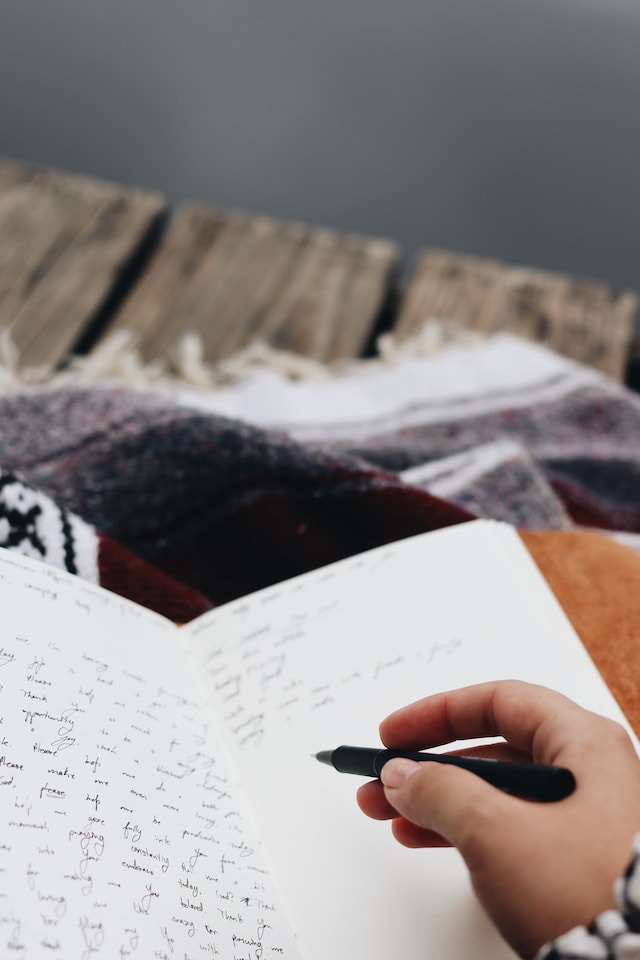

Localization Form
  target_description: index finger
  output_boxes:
[380,680,598,763]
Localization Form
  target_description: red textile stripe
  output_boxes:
[98,534,211,623]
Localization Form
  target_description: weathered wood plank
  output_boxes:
[3,157,638,381]
[0,158,165,369]
[394,249,638,381]
[107,204,400,364]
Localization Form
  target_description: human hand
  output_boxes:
[356,680,640,958]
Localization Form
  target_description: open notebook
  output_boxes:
[0,519,632,958]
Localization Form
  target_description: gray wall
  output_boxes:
[1,0,639,292]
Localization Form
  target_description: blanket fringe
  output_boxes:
[0,320,485,393]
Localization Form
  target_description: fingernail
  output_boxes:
[380,758,421,789]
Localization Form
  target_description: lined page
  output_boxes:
[0,550,300,959]
[186,519,632,960]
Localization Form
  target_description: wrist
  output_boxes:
[535,834,640,960]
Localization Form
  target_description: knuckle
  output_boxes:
[598,715,632,748]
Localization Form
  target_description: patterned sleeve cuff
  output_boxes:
[535,835,640,960]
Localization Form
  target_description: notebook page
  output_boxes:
[0,548,301,959]
[185,519,632,960]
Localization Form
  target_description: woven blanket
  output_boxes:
[0,331,638,621]
[4,331,640,728]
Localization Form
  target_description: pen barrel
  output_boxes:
[330,746,386,777]
[326,746,575,801]
[376,750,576,802]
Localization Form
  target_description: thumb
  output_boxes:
[381,758,513,855]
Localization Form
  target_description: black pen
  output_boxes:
[315,745,575,802]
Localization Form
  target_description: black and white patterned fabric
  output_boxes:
[0,468,98,581]
[537,836,640,960]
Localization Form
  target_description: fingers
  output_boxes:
[380,757,516,858]
[356,779,396,820]
[356,741,529,821]
[390,818,451,848]
[380,680,597,763]
[360,682,639,863]
[356,779,452,848]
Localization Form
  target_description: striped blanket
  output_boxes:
[181,332,640,540]
[0,332,639,623]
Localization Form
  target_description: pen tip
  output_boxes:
[315,750,333,765]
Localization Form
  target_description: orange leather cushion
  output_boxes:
[521,530,640,736]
